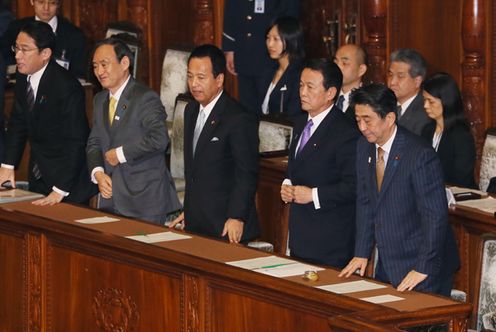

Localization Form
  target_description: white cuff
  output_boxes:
[282,178,292,186]
[91,167,105,184]
[116,146,126,163]
[312,188,320,210]
[52,186,69,197]
[1,164,14,169]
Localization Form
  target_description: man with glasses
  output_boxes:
[1,0,86,78]
[0,21,96,205]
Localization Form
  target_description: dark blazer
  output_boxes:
[87,77,181,221]
[355,126,460,294]
[1,16,86,78]
[287,107,359,268]
[260,60,303,118]
[421,121,476,188]
[4,60,95,202]
[222,0,300,77]
[183,92,260,242]
[398,92,430,136]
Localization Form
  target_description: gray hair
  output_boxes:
[389,48,427,79]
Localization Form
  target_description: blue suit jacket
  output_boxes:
[355,126,459,291]
[287,107,359,268]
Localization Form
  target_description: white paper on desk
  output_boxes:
[317,280,387,294]
[256,262,324,278]
[360,294,404,304]
[456,196,496,213]
[449,186,487,197]
[226,255,296,270]
[126,232,191,243]
[75,216,120,224]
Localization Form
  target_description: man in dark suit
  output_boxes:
[86,38,181,224]
[169,44,260,244]
[222,0,300,114]
[0,21,95,204]
[387,48,430,135]
[1,0,86,78]
[334,44,367,122]
[339,84,459,296]
[280,59,359,268]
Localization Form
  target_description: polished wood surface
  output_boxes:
[0,200,470,331]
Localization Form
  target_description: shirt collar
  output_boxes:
[35,15,58,33]
[399,93,418,115]
[200,90,223,119]
[306,104,333,131]
[28,62,49,98]
[375,125,397,159]
[109,75,131,102]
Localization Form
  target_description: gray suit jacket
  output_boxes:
[87,77,181,220]
[398,92,430,136]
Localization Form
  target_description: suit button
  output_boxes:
[247,33,252,37]
[246,15,252,20]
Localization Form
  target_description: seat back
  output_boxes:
[477,238,496,331]
[170,94,194,180]
[160,49,191,121]
[479,128,496,191]
[258,120,293,153]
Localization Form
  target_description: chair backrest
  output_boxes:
[477,238,496,331]
[170,94,194,180]
[479,128,496,191]
[160,49,191,121]
[258,120,293,153]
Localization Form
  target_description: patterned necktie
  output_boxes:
[109,96,117,125]
[376,147,385,191]
[336,94,345,111]
[297,119,313,155]
[26,76,35,112]
[193,109,206,155]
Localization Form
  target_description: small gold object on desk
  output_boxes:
[303,270,319,281]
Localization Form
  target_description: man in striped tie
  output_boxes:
[280,58,359,268]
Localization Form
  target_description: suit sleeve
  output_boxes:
[4,89,28,167]
[354,139,375,259]
[121,91,169,162]
[316,133,357,208]
[67,27,87,78]
[411,147,448,276]
[49,82,89,192]
[276,0,301,18]
[450,127,476,188]
[222,0,238,52]
[227,111,259,222]
[86,97,105,172]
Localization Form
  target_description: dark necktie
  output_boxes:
[26,77,35,112]
[397,104,403,120]
[376,147,385,191]
[297,119,313,155]
[336,95,345,111]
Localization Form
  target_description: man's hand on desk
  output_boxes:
[32,191,63,206]
[222,218,244,244]
[338,257,368,278]
[95,171,112,198]
[397,270,427,292]
[168,212,185,230]
[0,168,15,188]
[105,149,119,166]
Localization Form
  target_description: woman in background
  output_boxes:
[260,16,305,118]
[422,72,476,188]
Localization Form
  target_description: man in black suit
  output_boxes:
[0,21,95,204]
[1,0,86,78]
[280,59,359,268]
[222,0,300,114]
[169,44,260,244]
[334,44,367,121]
[387,48,430,135]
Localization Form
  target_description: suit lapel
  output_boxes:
[107,78,134,138]
[193,92,225,160]
[377,127,405,200]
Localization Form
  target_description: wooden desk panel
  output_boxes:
[0,201,470,331]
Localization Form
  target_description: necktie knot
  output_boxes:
[109,96,117,125]
[336,94,345,111]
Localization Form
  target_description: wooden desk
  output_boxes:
[256,155,496,330]
[3,83,94,181]
[0,201,470,331]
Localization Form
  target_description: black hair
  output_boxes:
[267,16,305,62]
[303,58,342,102]
[350,83,398,119]
[19,20,55,53]
[188,44,226,78]
[92,37,135,73]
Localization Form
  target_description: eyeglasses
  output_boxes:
[33,0,59,6]
[11,45,40,55]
